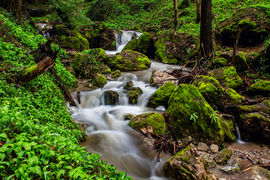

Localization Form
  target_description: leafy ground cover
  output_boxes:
[0,9,131,179]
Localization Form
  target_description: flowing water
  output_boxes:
[70,61,185,179]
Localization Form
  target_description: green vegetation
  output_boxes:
[0,11,130,179]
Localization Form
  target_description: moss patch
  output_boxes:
[93,73,107,88]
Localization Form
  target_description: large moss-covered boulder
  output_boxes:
[223,88,244,106]
[108,50,151,71]
[92,73,107,88]
[148,82,177,109]
[122,39,138,52]
[219,51,248,72]
[236,99,270,143]
[71,48,108,78]
[154,31,199,64]
[128,113,166,135]
[193,75,224,108]
[246,80,270,96]
[166,84,225,142]
[54,35,89,50]
[210,66,243,89]
[137,32,153,55]
[163,146,216,180]
[216,7,269,47]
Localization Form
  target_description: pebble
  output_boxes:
[210,144,219,154]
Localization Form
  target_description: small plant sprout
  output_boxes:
[190,112,198,123]
[209,110,222,124]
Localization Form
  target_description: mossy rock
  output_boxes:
[104,91,118,105]
[92,73,107,88]
[128,87,142,104]
[216,7,269,47]
[137,32,153,55]
[166,84,225,142]
[251,45,270,73]
[236,99,270,143]
[193,75,224,109]
[246,80,270,95]
[122,39,138,52]
[223,88,244,106]
[102,66,111,74]
[108,50,151,71]
[252,166,270,179]
[111,70,122,79]
[214,149,232,165]
[128,113,166,135]
[124,81,133,90]
[163,146,215,180]
[215,57,228,67]
[210,66,243,89]
[154,30,199,65]
[50,25,72,36]
[219,115,236,141]
[71,48,108,78]
[55,35,89,50]
[148,82,177,109]
[219,51,247,72]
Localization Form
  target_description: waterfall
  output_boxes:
[232,116,246,144]
[105,30,143,55]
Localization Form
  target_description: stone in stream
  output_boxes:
[92,73,107,88]
[210,144,219,154]
[103,91,119,105]
[197,142,209,152]
[219,162,240,174]
[214,149,233,165]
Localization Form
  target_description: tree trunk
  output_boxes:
[174,0,178,30]
[196,0,201,23]
[200,0,213,57]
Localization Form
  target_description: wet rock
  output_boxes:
[108,50,151,71]
[92,73,107,88]
[197,142,209,152]
[123,114,135,120]
[74,121,88,131]
[128,87,143,104]
[223,88,244,106]
[122,39,138,52]
[219,162,240,174]
[124,81,133,90]
[149,71,178,87]
[166,84,228,142]
[210,66,243,89]
[214,149,232,165]
[237,159,253,170]
[163,146,216,180]
[236,99,270,143]
[154,31,199,65]
[104,91,118,105]
[148,81,177,109]
[137,32,153,55]
[129,113,166,135]
[111,70,122,79]
[201,154,216,168]
[210,144,219,154]
[252,166,270,179]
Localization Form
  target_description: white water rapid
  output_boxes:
[105,30,143,55]
[70,61,186,180]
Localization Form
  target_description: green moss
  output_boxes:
[247,80,270,94]
[128,113,166,135]
[219,118,236,141]
[111,70,122,78]
[92,73,107,88]
[137,32,153,54]
[238,18,256,28]
[215,57,228,67]
[23,64,38,76]
[59,36,89,50]
[166,84,225,142]
[122,39,138,51]
[224,88,244,105]
[148,82,177,108]
[128,87,142,104]
[210,66,243,89]
[103,66,111,74]
[214,149,232,164]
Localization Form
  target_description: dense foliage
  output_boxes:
[0,9,131,179]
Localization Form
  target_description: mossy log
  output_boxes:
[18,56,54,83]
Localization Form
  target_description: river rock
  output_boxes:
[197,142,209,152]
[214,149,232,165]
[210,66,243,89]
[137,32,154,56]
[71,48,108,78]
[108,50,151,71]
[92,74,107,88]
[219,162,240,174]
[216,7,269,47]
[163,146,216,180]
[128,87,142,104]
[166,84,229,142]
[122,39,138,52]
[201,154,216,168]
[111,70,122,79]
[149,70,178,87]
[210,144,219,154]
[154,30,199,65]
[147,81,177,109]
[104,91,118,105]
[252,166,270,179]
[222,88,244,106]
[128,113,166,135]
[246,80,270,96]
[236,99,270,143]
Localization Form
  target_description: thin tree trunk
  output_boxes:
[200,0,213,57]
[174,0,178,30]
[196,0,201,23]
[232,29,242,65]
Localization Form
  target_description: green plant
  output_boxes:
[190,112,198,123]
[209,110,221,124]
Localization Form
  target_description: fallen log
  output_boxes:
[18,56,54,83]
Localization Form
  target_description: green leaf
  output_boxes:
[0,153,5,161]
[28,156,38,167]
[0,133,8,140]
